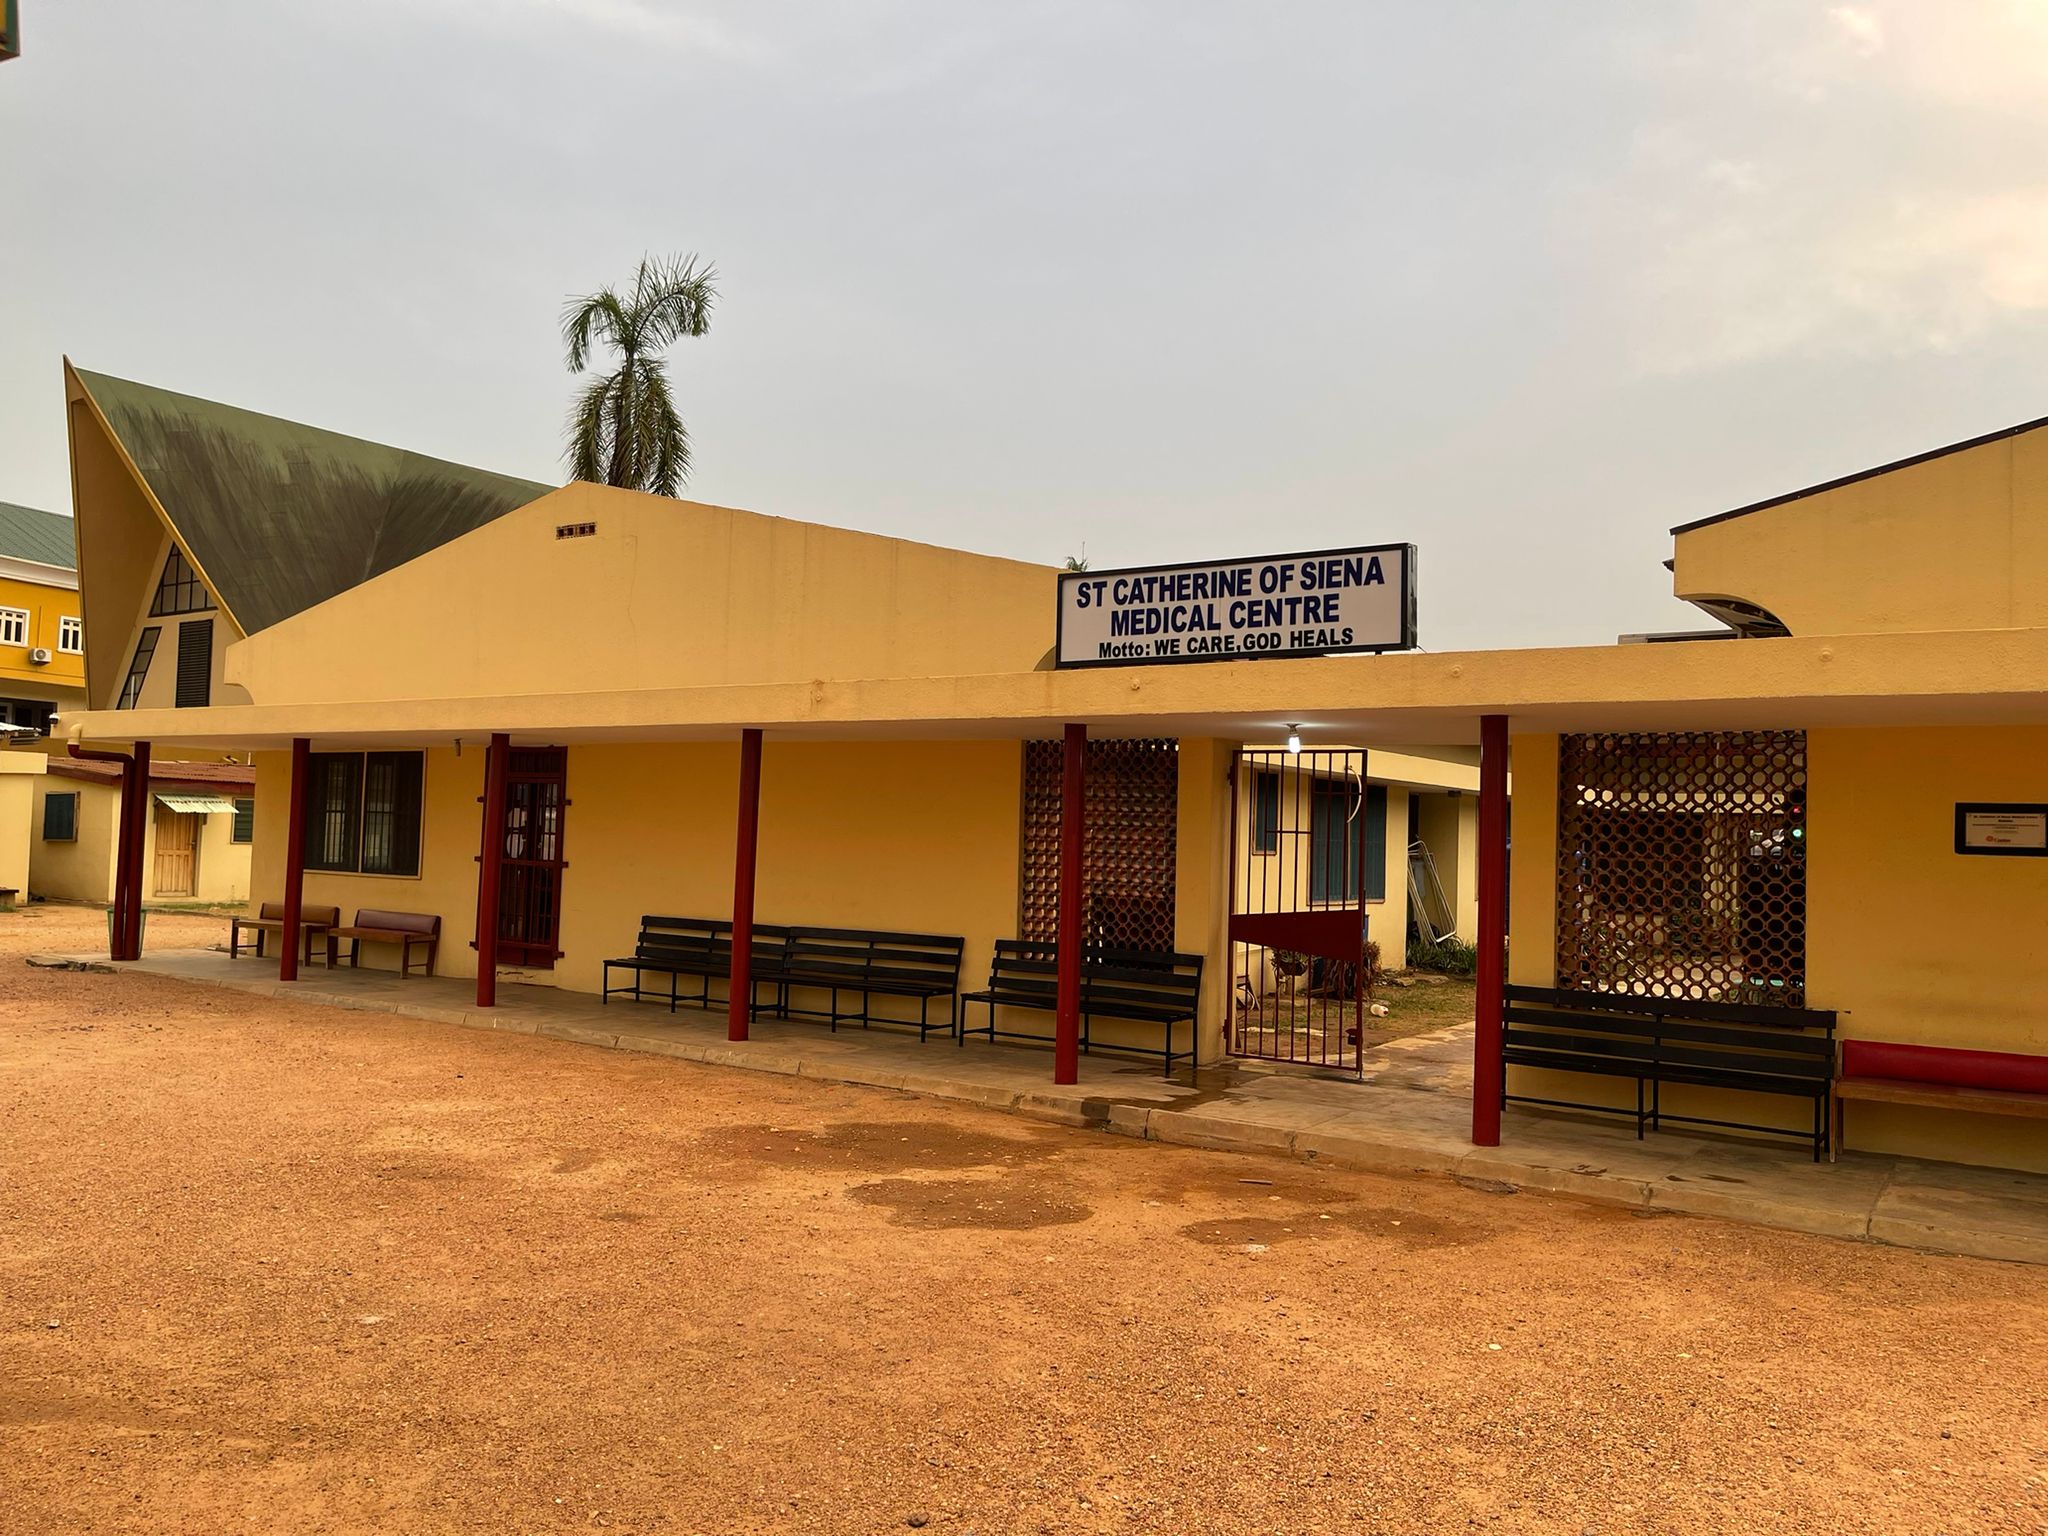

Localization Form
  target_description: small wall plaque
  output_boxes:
[1955,803,2048,857]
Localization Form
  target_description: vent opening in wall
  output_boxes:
[555,522,597,540]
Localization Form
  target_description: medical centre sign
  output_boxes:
[1056,544,1416,668]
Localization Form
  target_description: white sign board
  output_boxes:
[1956,803,2048,856]
[1056,544,1416,669]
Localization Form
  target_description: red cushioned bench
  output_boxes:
[1831,1040,2048,1161]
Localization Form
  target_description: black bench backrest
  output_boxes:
[1503,984,1835,1083]
[635,916,790,971]
[983,939,1061,1005]
[981,940,1203,1017]
[784,926,964,989]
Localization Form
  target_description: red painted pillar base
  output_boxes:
[1471,715,1509,1146]
[476,733,510,1007]
[124,741,150,961]
[280,737,309,982]
[728,728,763,1043]
[1054,722,1086,1085]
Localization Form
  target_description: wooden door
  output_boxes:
[153,808,197,897]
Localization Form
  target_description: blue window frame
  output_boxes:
[1252,771,1280,854]
[1310,779,1388,903]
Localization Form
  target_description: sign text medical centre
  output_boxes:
[1056,544,1415,668]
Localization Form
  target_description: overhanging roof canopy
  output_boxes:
[71,625,2048,752]
[154,792,240,815]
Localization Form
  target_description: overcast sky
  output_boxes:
[6,2,2048,650]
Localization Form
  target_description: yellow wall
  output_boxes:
[1672,425,2048,637]
[1809,724,2048,1170]
[0,756,38,898]
[1415,790,1478,941]
[27,778,116,901]
[1174,738,1234,1061]
[228,483,1058,706]
[68,388,170,711]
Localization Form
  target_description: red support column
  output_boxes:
[1054,722,1086,1085]
[1471,714,1510,1146]
[123,740,150,960]
[728,728,763,1042]
[280,737,309,982]
[475,732,510,1007]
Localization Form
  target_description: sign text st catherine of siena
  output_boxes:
[1055,544,1417,668]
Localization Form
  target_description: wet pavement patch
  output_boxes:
[847,1175,1091,1230]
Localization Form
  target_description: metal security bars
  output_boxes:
[1555,730,1808,1007]
[495,746,569,969]
[1226,747,1372,1072]
[1020,737,1178,953]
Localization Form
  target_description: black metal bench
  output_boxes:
[602,916,790,1012]
[960,940,1205,1077]
[758,927,965,1042]
[1502,984,1838,1160]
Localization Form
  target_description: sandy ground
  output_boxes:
[3,905,2045,1536]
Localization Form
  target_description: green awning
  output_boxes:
[155,792,240,815]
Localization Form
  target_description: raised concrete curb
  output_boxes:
[96,954,2048,1267]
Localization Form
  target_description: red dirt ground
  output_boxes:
[2,905,2045,1534]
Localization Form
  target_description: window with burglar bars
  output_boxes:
[1555,730,1808,1006]
[1020,737,1178,953]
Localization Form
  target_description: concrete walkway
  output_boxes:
[84,946,2048,1266]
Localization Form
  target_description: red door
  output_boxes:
[495,746,568,968]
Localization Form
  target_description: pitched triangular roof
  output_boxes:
[0,501,78,569]
[72,368,555,633]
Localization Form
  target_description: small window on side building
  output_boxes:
[231,797,255,843]
[42,792,78,842]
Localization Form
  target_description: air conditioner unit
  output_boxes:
[27,647,52,665]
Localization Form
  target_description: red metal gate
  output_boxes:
[1225,746,1370,1072]
[494,745,568,968]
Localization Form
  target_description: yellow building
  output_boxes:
[59,363,2048,1174]
[30,757,254,905]
[0,500,86,740]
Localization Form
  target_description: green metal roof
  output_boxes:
[0,501,78,570]
[74,369,555,634]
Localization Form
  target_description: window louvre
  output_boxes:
[149,547,212,616]
[175,619,212,708]
[117,627,161,709]
[230,797,255,844]
[42,792,78,842]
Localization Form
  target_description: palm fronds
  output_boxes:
[561,252,717,496]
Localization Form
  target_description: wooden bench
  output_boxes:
[601,916,790,1012]
[327,908,441,977]
[1503,984,1838,1160]
[1832,1040,2048,1161]
[230,902,341,967]
[760,927,965,1042]
[960,940,1206,1077]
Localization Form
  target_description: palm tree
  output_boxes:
[562,254,718,497]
